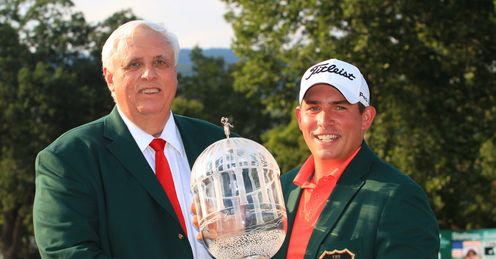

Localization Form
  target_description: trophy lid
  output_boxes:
[190,118,280,188]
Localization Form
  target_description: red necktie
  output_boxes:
[149,138,187,235]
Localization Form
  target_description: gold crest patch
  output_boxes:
[319,248,355,259]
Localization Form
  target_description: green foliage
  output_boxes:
[88,9,138,58]
[0,1,135,258]
[477,137,496,179]
[222,0,496,229]
[474,136,496,222]
[176,47,271,140]
[172,95,205,118]
[262,113,309,172]
[0,17,37,259]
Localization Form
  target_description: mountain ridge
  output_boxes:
[177,48,237,75]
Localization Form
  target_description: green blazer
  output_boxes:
[33,107,226,258]
[274,143,440,259]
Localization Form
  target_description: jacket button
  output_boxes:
[178,233,184,240]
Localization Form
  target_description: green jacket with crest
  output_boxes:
[273,142,440,259]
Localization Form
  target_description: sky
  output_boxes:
[71,0,233,49]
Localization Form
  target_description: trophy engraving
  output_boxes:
[191,117,287,259]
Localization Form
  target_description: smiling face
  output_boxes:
[103,25,177,126]
[296,84,376,163]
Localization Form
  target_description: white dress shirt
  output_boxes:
[117,107,212,259]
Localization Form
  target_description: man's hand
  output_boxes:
[190,201,203,240]
[190,200,245,241]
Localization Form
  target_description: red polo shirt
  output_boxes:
[286,147,360,259]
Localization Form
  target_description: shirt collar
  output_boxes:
[116,107,184,155]
[293,155,315,187]
[293,147,361,187]
[158,113,183,154]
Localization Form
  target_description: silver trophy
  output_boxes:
[191,118,287,259]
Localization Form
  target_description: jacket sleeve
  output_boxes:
[375,183,440,258]
[33,149,115,259]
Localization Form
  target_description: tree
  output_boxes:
[0,1,138,257]
[0,21,37,259]
[175,47,271,141]
[88,9,138,59]
[222,0,496,229]
[261,116,309,173]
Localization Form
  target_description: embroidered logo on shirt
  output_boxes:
[319,249,355,259]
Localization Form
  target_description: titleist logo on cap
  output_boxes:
[304,63,356,81]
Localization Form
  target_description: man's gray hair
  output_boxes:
[101,20,180,72]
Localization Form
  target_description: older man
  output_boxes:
[33,20,223,258]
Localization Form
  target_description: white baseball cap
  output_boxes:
[299,58,370,106]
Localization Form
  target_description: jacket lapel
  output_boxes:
[173,114,226,169]
[103,107,178,220]
[174,115,202,169]
[285,181,303,237]
[305,143,376,259]
[273,168,303,258]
